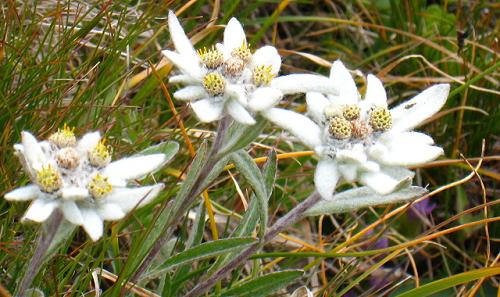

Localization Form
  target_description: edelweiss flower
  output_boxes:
[163,11,336,124]
[264,60,449,199]
[4,128,167,241]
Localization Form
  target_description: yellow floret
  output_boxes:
[198,46,224,69]
[88,139,112,168]
[202,72,226,96]
[48,124,76,147]
[231,42,252,63]
[369,107,392,131]
[253,65,274,86]
[87,173,112,199]
[36,164,62,193]
[342,104,361,120]
[329,116,352,140]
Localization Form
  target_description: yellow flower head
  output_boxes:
[36,164,62,193]
[203,72,226,96]
[231,42,252,63]
[87,173,113,199]
[48,124,76,148]
[329,116,352,140]
[89,139,112,168]
[198,46,224,69]
[369,107,392,131]
[253,65,275,86]
[342,104,361,121]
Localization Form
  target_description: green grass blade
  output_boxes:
[395,267,500,297]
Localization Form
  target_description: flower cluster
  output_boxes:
[5,15,451,244]
[265,60,449,199]
[163,13,450,200]
[5,127,167,241]
[163,11,337,124]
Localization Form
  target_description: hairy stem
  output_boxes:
[127,117,231,285]
[185,191,322,297]
[15,211,63,297]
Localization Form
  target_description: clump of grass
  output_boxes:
[1,1,498,296]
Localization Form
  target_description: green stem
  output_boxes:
[15,211,63,297]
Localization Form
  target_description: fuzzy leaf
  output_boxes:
[305,186,428,216]
[219,116,267,155]
[161,201,207,291]
[231,150,268,238]
[185,201,207,249]
[200,154,232,191]
[221,270,303,297]
[137,141,179,163]
[148,237,256,277]
[173,142,209,211]
[235,150,277,237]
[206,150,277,277]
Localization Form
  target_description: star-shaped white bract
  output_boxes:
[4,129,167,241]
[162,11,336,124]
[264,60,449,199]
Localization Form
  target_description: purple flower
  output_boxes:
[343,290,358,297]
[363,230,389,250]
[374,237,389,249]
[409,199,436,218]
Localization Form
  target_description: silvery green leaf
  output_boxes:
[148,237,257,278]
[231,150,268,238]
[262,150,278,192]
[173,142,209,211]
[218,116,267,155]
[305,186,428,216]
[158,237,178,261]
[185,201,207,249]
[220,270,303,297]
[234,149,276,237]
[199,154,232,191]
[156,202,206,290]
[136,141,179,163]
[143,237,178,280]
[207,150,276,277]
